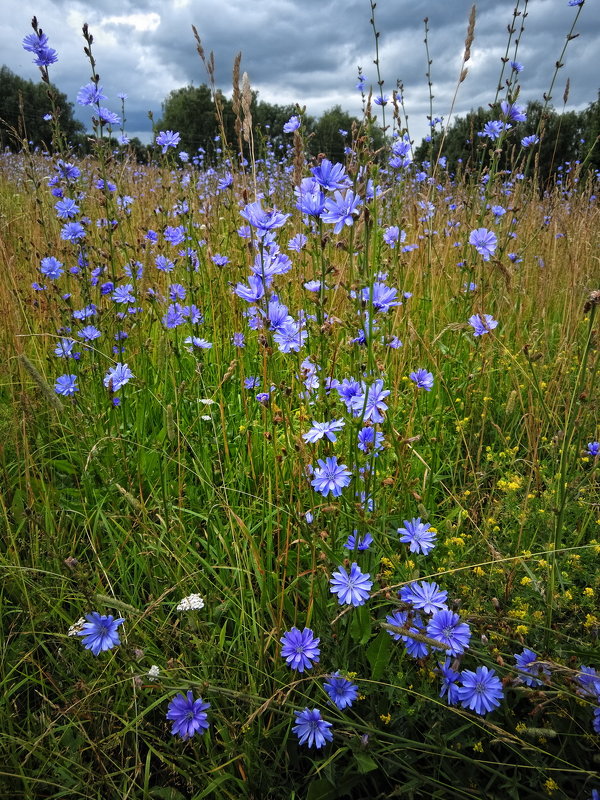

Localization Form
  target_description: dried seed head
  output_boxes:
[463,5,476,62]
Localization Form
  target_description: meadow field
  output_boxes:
[0,7,599,799]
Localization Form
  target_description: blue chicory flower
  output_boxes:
[75,612,124,655]
[166,691,210,739]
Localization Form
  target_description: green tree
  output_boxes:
[414,100,592,185]
[157,84,222,157]
[0,65,84,151]
[580,91,600,174]
[308,105,357,162]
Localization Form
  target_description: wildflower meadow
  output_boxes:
[1,4,599,799]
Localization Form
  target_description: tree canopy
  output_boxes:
[0,65,84,151]
[414,95,600,184]
[156,84,379,165]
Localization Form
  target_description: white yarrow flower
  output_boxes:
[67,617,86,636]
[176,593,205,611]
[147,665,160,680]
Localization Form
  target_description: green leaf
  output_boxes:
[366,630,392,680]
[148,789,187,800]
[353,750,378,774]
[306,778,337,800]
[349,604,371,645]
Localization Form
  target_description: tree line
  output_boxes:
[414,96,600,183]
[1,64,597,181]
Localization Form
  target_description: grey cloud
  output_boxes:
[0,0,597,146]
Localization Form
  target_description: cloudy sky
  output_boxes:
[2,0,597,146]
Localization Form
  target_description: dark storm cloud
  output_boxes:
[1,0,597,145]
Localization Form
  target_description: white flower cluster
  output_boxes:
[147,665,160,680]
[176,593,205,611]
[67,617,86,636]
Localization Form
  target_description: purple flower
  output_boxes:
[321,190,362,234]
[22,31,49,53]
[23,30,59,67]
[427,610,471,655]
[398,518,437,555]
[385,610,410,641]
[240,201,290,234]
[77,83,107,106]
[500,100,527,123]
[357,427,384,454]
[273,319,307,353]
[163,304,185,329]
[217,172,233,191]
[78,325,101,342]
[40,256,63,279]
[323,673,359,709]
[400,581,448,614]
[283,115,301,133]
[510,61,524,72]
[409,369,434,391]
[350,379,390,423]
[586,442,599,457]
[311,457,352,497]
[385,610,429,658]
[361,282,401,313]
[521,134,539,148]
[54,374,78,396]
[164,225,186,246]
[280,627,320,672]
[469,228,497,261]
[54,338,75,358]
[55,161,81,182]
[234,275,266,303]
[289,233,308,252]
[311,159,351,191]
[439,661,461,705]
[169,283,187,301]
[184,336,212,350]
[479,120,506,141]
[211,254,230,267]
[303,419,345,444]
[75,612,124,655]
[166,691,210,739]
[97,108,120,126]
[61,222,85,243]
[295,178,326,217]
[73,304,97,320]
[330,562,372,606]
[468,313,498,336]
[344,531,374,551]
[514,648,550,687]
[155,255,175,273]
[383,226,406,248]
[111,284,135,305]
[336,378,362,410]
[458,666,504,714]
[54,198,80,219]
[292,708,333,748]
[575,665,600,698]
[103,363,134,392]
[156,130,181,153]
